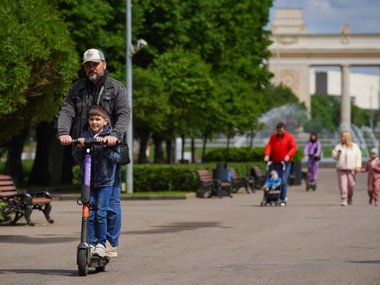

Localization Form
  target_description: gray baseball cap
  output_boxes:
[82,48,105,64]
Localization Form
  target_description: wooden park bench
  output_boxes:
[250,166,266,190]
[195,170,232,198]
[230,168,255,194]
[0,175,54,226]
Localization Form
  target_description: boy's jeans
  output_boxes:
[107,164,121,247]
[89,186,113,246]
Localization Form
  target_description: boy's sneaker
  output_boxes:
[94,244,106,257]
[106,246,118,258]
[89,245,95,256]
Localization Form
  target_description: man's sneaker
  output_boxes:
[341,199,347,207]
[106,246,118,258]
[89,245,95,256]
[279,202,286,207]
[94,244,106,257]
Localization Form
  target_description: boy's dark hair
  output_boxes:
[88,105,109,123]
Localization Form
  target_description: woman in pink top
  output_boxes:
[359,148,380,206]
[332,131,362,206]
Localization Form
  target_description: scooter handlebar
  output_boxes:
[72,138,119,147]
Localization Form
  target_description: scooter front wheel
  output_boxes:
[78,249,88,276]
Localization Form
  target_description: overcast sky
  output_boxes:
[270,0,380,34]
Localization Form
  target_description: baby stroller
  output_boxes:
[305,169,317,191]
[260,162,285,207]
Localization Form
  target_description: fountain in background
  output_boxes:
[361,126,379,150]
[258,103,308,131]
[350,125,378,158]
[351,125,369,158]
[253,104,378,160]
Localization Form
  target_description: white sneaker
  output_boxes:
[280,202,286,207]
[94,244,106,257]
[106,246,118,258]
[89,245,95,256]
[341,199,348,207]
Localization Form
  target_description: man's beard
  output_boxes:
[87,70,104,83]
[88,73,100,83]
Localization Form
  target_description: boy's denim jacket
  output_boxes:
[72,125,120,189]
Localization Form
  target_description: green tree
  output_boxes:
[305,94,340,132]
[152,48,216,162]
[0,0,78,181]
[352,104,371,127]
[133,67,169,163]
[137,0,273,159]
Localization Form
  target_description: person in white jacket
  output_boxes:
[332,131,362,206]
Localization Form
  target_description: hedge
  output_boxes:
[72,162,265,193]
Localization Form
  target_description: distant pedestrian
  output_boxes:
[359,147,380,206]
[304,132,321,182]
[332,131,362,206]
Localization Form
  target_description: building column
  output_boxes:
[340,64,351,131]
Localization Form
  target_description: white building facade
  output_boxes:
[268,8,380,129]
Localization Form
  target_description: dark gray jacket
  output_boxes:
[57,75,130,141]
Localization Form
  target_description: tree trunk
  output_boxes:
[5,128,29,183]
[165,138,173,163]
[201,131,208,163]
[137,130,150,163]
[61,146,75,183]
[191,138,195,163]
[226,134,231,162]
[29,121,55,185]
[181,135,185,161]
[152,134,164,163]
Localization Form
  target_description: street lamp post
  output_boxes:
[126,0,133,193]
[126,0,147,193]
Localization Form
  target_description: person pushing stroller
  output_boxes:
[264,122,297,206]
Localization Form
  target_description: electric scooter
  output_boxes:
[72,139,110,276]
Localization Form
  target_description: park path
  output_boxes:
[1,168,379,285]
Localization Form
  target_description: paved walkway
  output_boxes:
[1,168,379,285]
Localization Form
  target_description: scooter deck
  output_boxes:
[89,255,110,268]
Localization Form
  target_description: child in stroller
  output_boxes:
[260,162,285,206]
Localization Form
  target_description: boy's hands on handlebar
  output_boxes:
[76,138,86,149]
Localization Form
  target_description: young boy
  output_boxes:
[72,106,120,256]
[360,147,380,206]
[263,170,282,191]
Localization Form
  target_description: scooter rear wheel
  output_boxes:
[78,249,88,276]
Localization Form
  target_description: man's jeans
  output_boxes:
[281,162,292,202]
[107,164,121,247]
[89,186,113,246]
